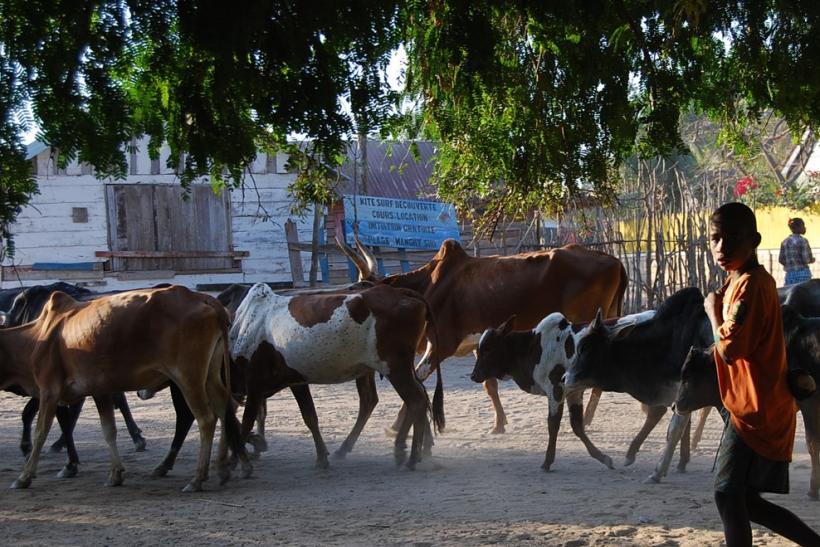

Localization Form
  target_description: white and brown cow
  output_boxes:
[0,285,250,492]
[340,236,627,433]
[470,310,655,471]
[229,283,443,469]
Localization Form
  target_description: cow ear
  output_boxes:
[498,315,516,335]
[611,320,637,340]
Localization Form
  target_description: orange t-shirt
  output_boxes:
[714,265,796,462]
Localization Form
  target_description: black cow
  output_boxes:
[778,278,820,317]
[676,305,820,499]
[561,287,713,481]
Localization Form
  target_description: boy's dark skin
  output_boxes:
[707,203,820,547]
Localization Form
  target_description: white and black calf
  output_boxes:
[229,283,444,469]
[561,287,713,482]
[471,311,655,471]
[676,304,820,499]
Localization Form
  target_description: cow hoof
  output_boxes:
[49,440,65,453]
[406,458,418,471]
[643,474,662,484]
[19,443,31,458]
[218,467,231,486]
[133,436,147,452]
[394,450,407,467]
[248,449,261,461]
[333,448,349,460]
[10,476,32,489]
[541,462,552,472]
[489,426,505,434]
[384,427,398,439]
[57,463,78,479]
[623,454,636,466]
[152,464,170,478]
[315,457,330,470]
[602,455,614,469]
[106,469,124,487]
[182,481,203,493]
[808,490,818,501]
[249,434,268,453]
[240,461,253,479]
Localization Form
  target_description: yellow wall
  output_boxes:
[754,206,820,249]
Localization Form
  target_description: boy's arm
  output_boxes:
[778,240,787,266]
[711,278,763,364]
[802,238,815,264]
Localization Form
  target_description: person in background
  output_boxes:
[779,217,814,286]
[706,202,820,546]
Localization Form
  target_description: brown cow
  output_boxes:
[340,236,627,433]
[0,285,251,492]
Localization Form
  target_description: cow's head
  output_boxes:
[674,345,720,414]
[562,308,638,390]
[470,315,517,383]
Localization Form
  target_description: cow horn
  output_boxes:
[335,233,372,281]
[352,223,379,280]
[591,308,604,329]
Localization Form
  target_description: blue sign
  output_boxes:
[342,194,460,250]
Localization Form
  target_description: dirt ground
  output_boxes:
[0,356,817,546]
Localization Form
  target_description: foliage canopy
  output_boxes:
[3,1,820,241]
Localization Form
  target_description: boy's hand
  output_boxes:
[704,291,723,325]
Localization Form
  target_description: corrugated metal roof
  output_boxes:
[334,140,439,201]
[25,140,48,160]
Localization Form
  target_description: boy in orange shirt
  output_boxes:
[706,202,820,546]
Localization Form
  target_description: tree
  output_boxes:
[400,1,820,227]
[0,1,402,254]
[4,1,820,246]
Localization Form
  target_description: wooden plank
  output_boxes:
[95,250,248,258]
[284,219,306,287]
[2,266,105,281]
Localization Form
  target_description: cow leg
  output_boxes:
[336,372,378,459]
[568,394,613,469]
[645,411,690,484]
[93,395,125,487]
[50,399,82,453]
[387,367,428,469]
[542,400,564,472]
[677,415,691,472]
[690,406,712,450]
[387,404,407,438]
[624,405,667,466]
[113,392,146,452]
[287,384,330,468]
[800,400,820,500]
[153,382,195,478]
[19,397,38,457]
[484,378,508,434]
[241,387,265,460]
[12,395,57,489]
[55,404,80,479]
[583,388,602,427]
[175,382,217,492]
[250,400,268,453]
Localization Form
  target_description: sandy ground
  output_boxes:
[0,356,817,546]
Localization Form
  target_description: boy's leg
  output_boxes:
[745,491,820,546]
[714,490,752,547]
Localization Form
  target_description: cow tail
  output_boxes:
[433,362,445,434]
[613,263,628,317]
[421,294,445,434]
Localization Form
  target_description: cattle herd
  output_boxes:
[0,239,817,502]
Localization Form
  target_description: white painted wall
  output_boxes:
[2,138,319,291]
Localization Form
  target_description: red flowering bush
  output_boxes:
[733,176,758,197]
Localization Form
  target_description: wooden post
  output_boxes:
[285,219,307,288]
[397,248,411,272]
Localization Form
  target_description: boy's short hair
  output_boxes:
[711,202,758,234]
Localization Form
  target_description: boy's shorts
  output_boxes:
[714,411,790,494]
